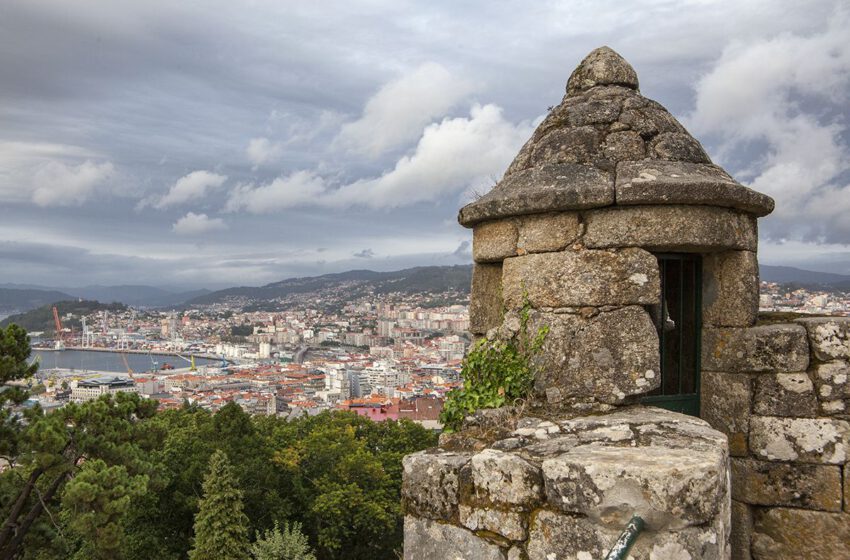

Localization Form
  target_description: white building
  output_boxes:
[70,376,139,402]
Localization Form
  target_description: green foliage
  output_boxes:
[1,397,435,560]
[440,302,548,432]
[61,460,148,560]
[189,450,251,560]
[0,324,37,458]
[251,521,315,560]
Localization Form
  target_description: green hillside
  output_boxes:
[0,300,127,334]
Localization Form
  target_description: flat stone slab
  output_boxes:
[616,160,774,216]
[731,458,842,512]
[501,247,659,308]
[753,373,818,418]
[749,416,850,464]
[403,516,506,560]
[702,250,759,328]
[458,164,614,227]
[544,444,726,528]
[469,263,503,335]
[583,205,758,251]
[702,324,809,373]
[752,508,850,560]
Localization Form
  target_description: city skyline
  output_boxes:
[1,0,849,289]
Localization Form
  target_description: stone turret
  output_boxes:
[402,47,850,560]
[462,46,773,414]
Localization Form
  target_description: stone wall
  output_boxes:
[701,317,850,559]
[402,407,731,560]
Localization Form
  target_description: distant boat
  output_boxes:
[160,363,174,370]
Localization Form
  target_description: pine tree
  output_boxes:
[189,450,250,560]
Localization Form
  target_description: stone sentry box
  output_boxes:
[402,47,850,559]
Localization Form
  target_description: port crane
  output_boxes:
[52,306,65,349]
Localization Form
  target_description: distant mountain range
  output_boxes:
[0,283,210,311]
[185,265,473,308]
[0,263,847,317]
[759,265,850,289]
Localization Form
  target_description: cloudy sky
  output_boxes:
[1,0,849,289]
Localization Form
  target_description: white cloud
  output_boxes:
[327,103,534,208]
[30,160,115,207]
[246,137,283,166]
[334,62,475,158]
[0,141,115,206]
[156,170,227,209]
[224,170,328,213]
[226,103,534,213]
[172,212,228,235]
[688,8,850,243]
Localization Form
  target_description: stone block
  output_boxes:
[527,510,727,560]
[403,516,506,560]
[749,416,850,464]
[845,466,849,512]
[402,450,470,521]
[798,317,850,361]
[470,263,503,334]
[702,251,759,327]
[650,131,711,163]
[529,126,602,167]
[529,307,660,405]
[615,160,774,216]
[701,371,751,456]
[702,325,809,373]
[731,500,753,560]
[464,449,544,509]
[501,248,659,309]
[731,458,842,511]
[515,212,580,254]
[753,373,818,418]
[543,444,726,528]
[583,205,758,251]
[459,505,528,541]
[473,220,518,263]
[751,508,850,560]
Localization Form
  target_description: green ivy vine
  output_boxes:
[440,300,548,432]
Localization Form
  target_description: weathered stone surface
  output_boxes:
[566,46,639,96]
[459,505,528,541]
[731,500,753,560]
[615,161,774,216]
[602,130,646,161]
[731,458,842,511]
[813,361,850,416]
[464,449,544,509]
[798,317,850,361]
[751,508,850,560]
[753,373,818,418]
[619,103,685,138]
[470,263,503,334]
[516,212,581,254]
[527,510,727,560]
[458,164,614,227]
[403,516,506,560]
[702,251,759,327]
[543,444,726,528]
[567,98,622,126]
[501,248,659,309]
[584,205,758,251]
[529,307,660,405]
[529,126,601,167]
[651,132,711,163]
[473,220,518,263]
[402,450,470,521]
[701,371,751,456]
[702,325,809,373]
[749,416,850,464]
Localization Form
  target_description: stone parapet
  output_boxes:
[702,324,809,373]
[402,408,730,560]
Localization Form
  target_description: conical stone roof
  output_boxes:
[458,47,774,227]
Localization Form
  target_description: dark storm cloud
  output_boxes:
[1,0,849,288]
